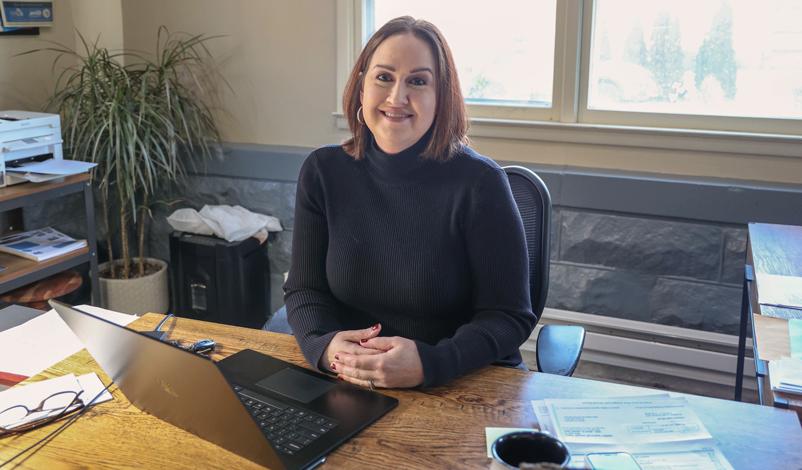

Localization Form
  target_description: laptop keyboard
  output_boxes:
[233,384,338,456]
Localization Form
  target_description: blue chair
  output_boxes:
[266,165,585,377]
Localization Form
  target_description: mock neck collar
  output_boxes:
[364,131,432,182]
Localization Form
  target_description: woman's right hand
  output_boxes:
[320,323,382,372]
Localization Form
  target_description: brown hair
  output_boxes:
[342,16,469,161]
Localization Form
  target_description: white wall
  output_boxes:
[0,0,76,111]
[0,0,124,111]
[122,0,342,149]
[71,0,124,53]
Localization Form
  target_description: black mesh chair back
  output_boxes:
[503,166,551,320]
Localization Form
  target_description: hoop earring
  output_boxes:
[356,106,365,125]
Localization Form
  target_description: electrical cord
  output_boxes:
[154,313,174,332]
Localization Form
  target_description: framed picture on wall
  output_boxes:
[0,1,53,28]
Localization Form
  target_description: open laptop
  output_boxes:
[49,300,398,470]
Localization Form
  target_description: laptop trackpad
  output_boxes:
[255,368,335,404]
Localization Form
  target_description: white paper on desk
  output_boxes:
[755,272,802,310]
[0,373,112,430]
[6,159,97,176]
[76,372,113,404]
[532,397,732,470]
[4,172,66,184]
[543,396,710,445]
[0,305,136,378]
[769,358,802,394]
[631,445,734,470]
[532,393,673,445]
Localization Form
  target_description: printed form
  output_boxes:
[532,396,733,470]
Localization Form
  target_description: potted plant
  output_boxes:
[29,29,224,314]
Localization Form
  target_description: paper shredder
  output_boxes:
[169,231,269,328]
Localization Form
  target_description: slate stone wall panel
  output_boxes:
[721,227,747,285]
[648,278,742,335]
[560,211,722,280]
[549,208,560,261]
[547,262,657,323]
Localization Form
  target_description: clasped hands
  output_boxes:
[322,324,424,389]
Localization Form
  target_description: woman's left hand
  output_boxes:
[330,336,424,389]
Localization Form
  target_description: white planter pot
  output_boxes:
[99,258,169,315]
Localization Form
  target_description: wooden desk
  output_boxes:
[2,314,802,469]
[735,223,802,413]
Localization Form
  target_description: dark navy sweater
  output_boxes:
[284,136,535,387]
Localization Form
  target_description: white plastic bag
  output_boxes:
[166,208,215,236]
[166,205,283,242]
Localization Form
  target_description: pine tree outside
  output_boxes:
[588,0,802,120]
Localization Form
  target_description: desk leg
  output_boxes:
[757,373,765,406]
[84,181,100,306]
[735,270,750,401]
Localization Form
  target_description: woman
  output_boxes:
[284,16,535,389]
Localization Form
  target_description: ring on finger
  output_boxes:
[368,379,375,391]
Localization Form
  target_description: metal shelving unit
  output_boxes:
[0,174,99,304]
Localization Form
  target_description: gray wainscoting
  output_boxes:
[23,143,802,334]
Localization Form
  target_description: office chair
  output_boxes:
[265,166,585,377]
[503,165,585,376]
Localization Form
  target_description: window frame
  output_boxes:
[335,0,802,157]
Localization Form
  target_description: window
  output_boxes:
[344,0,802,138]
[353,0,802,136]
[586,0,802,125]
[373,0,557,110]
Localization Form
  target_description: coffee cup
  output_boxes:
[490,431,570,469]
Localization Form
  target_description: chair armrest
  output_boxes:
[263,305,293,334]
[536,325,585,376]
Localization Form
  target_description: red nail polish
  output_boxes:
[371,323,380,330]
[330,363,336,370]
[360,338,368,344]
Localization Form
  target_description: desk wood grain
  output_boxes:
[2,314,801,469]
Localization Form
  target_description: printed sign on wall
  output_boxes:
[1,1,53,28]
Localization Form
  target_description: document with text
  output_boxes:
[543,396,710,444]
[532,396,733,470]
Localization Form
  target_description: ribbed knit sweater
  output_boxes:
[284,136,536,387]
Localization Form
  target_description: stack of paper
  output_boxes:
[769,358,802,394]
[532,395,733,470]
[754,273,802,320]
[0,227,86,262]
[5,159,97,184]
[0,373,112,431]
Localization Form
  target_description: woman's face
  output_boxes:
[361,33,437,154]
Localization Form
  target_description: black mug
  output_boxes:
[490,431,571,469]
